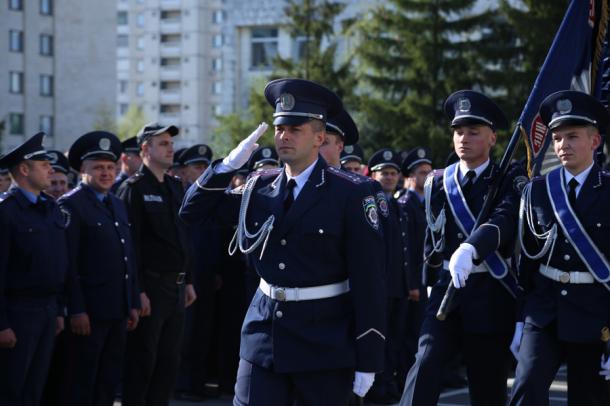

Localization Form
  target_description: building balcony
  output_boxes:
[160,66,181,80]
[160,0,181,10]
[160,90,181,104]
[160,20,181,33]
[160,42,181,56]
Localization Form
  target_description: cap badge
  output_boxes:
[557,99,572,115]
[279,93,295,111]
[417,148,426,158]
[48,152,58,164]
[383,150,393,161]
[262,148,272,158]
[344,145,354,154]
[458,97,471,113]
[99,138,111,151]
[198,145,207,155]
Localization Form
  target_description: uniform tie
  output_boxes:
[568,178,579,207]
[283,179,297,213]
[461,170,476,194]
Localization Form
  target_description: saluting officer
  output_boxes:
[0,133,67,406]
[58,131,140,406]
[509,91,610,405]
[400,90,526,406]
[340,144,364,174]
[111,136,142,194]
[117,123,197,406]
[45,150,71,200]
[180,78,386,406]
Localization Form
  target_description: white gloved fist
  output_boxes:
[352,371,375,397]
[222,122,269,170]
[600,354,610,381]
[448,243,476,288]
[510,322,524,360]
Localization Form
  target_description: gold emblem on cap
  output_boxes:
[48,152,58,164]
[99,138,111,151]
[279,93,296,111]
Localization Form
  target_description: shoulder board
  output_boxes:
[602,170,610,177]
[326,166,366,184]
[246,167,282,181]
[126,172,144,185]
[62,185,82,199]
[0,192,11,204]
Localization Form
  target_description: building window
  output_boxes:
[136,13,145,28]
[160,104,180,114]
[213,105,222,116]
[212,81,222,95]
[213,58,223,72]
[9,71,23,94]
[9,113,24,135]
[117,34,129,47]
[119,104,129,115]
[40,34,53,56]
[40,0,52,15]
[40,115,53,136]
[213,10,225,24]
[9,30,23,52]
[251,27,278,69]
[136,35,145,50]
[119,80,128,94]
[136,59,145,72]
[213,34,223,48]
[9,0,22,10]
[136,82,144,96]
[40,74,53,96]
[117,11,128,25]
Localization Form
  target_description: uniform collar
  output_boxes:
[17,187,40,204]
[81,183,107,202]
[285,158,318,198]
[458,158,490,182]
[563,161,594,188]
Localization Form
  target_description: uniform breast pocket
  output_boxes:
[301,223,341,258]
[583,217,610,251]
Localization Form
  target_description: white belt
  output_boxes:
[539,264,595,284]
[443,260,488,274]
[259,278,350,302]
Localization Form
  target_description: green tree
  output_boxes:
[117,105,148,141]
[92,101,118,134]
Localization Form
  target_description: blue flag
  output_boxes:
[520,0,608,176]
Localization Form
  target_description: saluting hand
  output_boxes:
[139,292,151,317]
[0,328,17,348]
[222,123,269,170]
[185,284,197,308]
[70,313,91,336]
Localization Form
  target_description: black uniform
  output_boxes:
[117,163,192,406]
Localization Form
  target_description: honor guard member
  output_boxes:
[509,91,610,406]
[117,123,197,406]
[400,90,525,406]
[45,150,71,200]
[168,147,187,181]
[366,148,410,403]
[180,78,386,406]
[0,157,11,193]
[111,137,142,194]
[0,133,68,406]
[248,146,279,172]
[179,143,213,186]
[397,148,432,373]
[57,131,141,406]
[341,144,364,174]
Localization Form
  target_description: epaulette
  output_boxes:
[62,185,82,198]
[0,192,10,204]
[246,167,282,181]
[126,172,144,185]
[326,166,365,184]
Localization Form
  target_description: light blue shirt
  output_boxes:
[458,158,490,183]
[17,188,41,204]
[564,162,594,197]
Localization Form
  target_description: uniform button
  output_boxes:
[457,233,463,239]
[254,222,258,227]
[275,311,283,318]
[597,223,602,228]
[97,222,102,227]
[560,290,567,296]
[563,254,570,261]
[278,263,285,270]
[124,256,128,262]
[564,239,569,244]
[403,262,408,266]
[28,228,33,232]
[403,247,407,251]
[402,232,406,237]
[318,229,324,234]
[121,238,125,244]
[280,239,287,246]
[114,221,119,227]
[125,274,129,280]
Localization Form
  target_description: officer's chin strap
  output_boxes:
[518,182,557,262]
[228,174,275,260]
[424,174,446,253]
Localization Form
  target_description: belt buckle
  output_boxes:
[274,288,286,301]
[559,272,570,284]
[176,272,186,285]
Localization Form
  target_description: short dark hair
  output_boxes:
[309,119,325,133]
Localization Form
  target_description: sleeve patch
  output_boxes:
[363,195,380,230]
[375,192,389,218]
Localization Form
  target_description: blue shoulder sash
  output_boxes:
[546,168,610,287]
[443,163,518,297]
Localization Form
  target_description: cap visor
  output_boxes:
[272,116,312,126]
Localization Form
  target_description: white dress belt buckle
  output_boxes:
[260,278,350,302]
[538,264,595,284]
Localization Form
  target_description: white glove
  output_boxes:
[510,322,524,360]
[448,243,476,288]
[352,371,375,397]
[600,354,610,380]
[222,122,269,170]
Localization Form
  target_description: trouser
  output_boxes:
[0,299,57,406]
[400,310,511,406]
[509,321,610,406]
[233,359,353,406]
[122,275,185,406]
[62,318,127,406]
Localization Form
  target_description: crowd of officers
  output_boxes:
[0,76,609,406]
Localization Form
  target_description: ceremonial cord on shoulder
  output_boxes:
[424,174,445,254]
[518,182,557,261]
[228,174,275,260]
